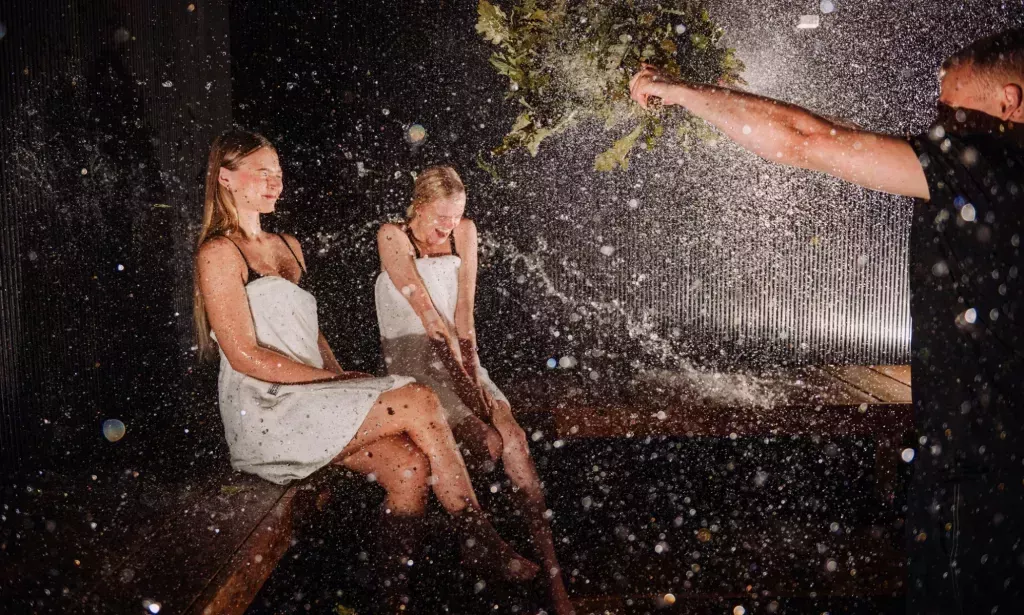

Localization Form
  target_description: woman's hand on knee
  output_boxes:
[492,412,529,459]
[485,429,504,462]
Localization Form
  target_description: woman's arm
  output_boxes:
[453,219,481,376]
[629,65,929,199]
[197,237,337,383]
[377,224,454,339]
[377,223,491,419]
[317,330,345,375]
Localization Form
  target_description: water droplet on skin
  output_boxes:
[742,125,752,135]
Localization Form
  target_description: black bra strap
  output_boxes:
[277,233,306,273]
[449,232,459,258]
[404,226,423,259]
[404,224,458,258]
[224,236,257,274]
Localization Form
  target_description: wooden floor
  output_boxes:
[3,365,913,614]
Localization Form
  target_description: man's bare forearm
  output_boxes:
[663,82,835,169]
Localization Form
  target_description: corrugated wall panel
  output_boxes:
[0,0,231,471]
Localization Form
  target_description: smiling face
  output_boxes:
[218,147,283,214]
[414,192,466,244]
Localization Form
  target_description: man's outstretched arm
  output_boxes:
[630,65,930,200]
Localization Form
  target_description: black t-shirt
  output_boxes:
[908,125,1024,477]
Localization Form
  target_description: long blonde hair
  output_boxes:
[406,165,465,220]
[193,129,275,360]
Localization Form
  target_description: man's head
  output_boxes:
[939,28,1024,122]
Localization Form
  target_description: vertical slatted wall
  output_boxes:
[0,0,231,471]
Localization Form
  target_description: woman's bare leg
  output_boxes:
[338,383,478,511]
[336,434,429,516]
[458,413,574,615]
[339,383,539,582]
[335,436,428,613]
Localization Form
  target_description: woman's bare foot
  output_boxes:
[453,506,540,582]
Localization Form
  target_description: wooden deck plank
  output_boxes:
[869,365,912,388]
[826,366,912,404]
[188,486,298,615]
[99,472,289,613]
[554,402,912,439]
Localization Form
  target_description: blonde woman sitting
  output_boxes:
[374,166,572,614]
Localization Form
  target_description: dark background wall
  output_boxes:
[230,0,1022,381]
[0,0,232,471]
[2,0,1022,473]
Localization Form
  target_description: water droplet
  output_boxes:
[599,245,615,256]
[382,108,390,116]
[796,15,820,29]
[820,0,835,13]
[826,559,838,572]
[733,606,747,615]
[964,308,977,324]
[674,24,686,35]
[742,125,752,135]
[406,124,427,144]
[664,593,676,605]
[960,203,976,222]
[901,448,916,462]
[187,3,196,12]
[161,80,173,88]
[546,358,557,369]
[102,419,126,442]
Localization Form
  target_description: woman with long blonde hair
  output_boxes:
[374,166,572,615]
[194,131,537,613]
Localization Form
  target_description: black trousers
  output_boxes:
[906,468,1024,615]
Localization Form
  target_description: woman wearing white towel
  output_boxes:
[375,166,571,615]
[193,131,537,613]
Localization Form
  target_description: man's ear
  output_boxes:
[218,167,232,188]
[1002,83,1023,122]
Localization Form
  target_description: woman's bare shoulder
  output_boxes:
[198,235,240,262]
[454,218,477,242]
[378,221,411,244]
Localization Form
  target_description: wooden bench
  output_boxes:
[510,365,913,501]
[1,461,347,614]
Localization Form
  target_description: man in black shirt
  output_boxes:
[631,29,1023,613]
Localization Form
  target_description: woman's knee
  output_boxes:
[377,446,430,499]
[399,383,447,424]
